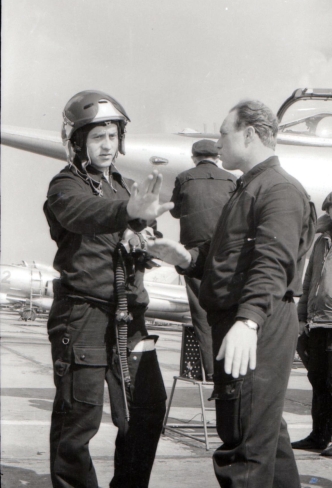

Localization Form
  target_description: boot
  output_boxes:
[291,434,329,450]
[320,444,332,456]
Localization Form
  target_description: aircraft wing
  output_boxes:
[2,126,67,161]
[4,85,332,321]
[2,86,332,267]
[6,295,26,303]
[1,125,198,201]
[0,293,11,306]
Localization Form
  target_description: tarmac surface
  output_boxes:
[1,310,331,487]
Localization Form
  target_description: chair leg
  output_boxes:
[198,382,209,450]
[162,376,178,433]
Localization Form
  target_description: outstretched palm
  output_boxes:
[127,171,174,221]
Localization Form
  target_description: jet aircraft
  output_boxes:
[1,88,332,322]
[2,88,332,211]
[0,262,190,323]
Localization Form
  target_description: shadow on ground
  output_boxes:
[1,464,332,487]
[1,465,51,488]
[29,399,53,412]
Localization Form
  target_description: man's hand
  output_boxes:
[146,238,192,268]
[216,321,257,378]
[127,170,174,221]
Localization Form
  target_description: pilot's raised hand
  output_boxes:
[146,238,192,268]
[127,170,174,221]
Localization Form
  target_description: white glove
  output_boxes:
[146,238,192,268]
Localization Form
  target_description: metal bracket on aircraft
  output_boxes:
[149,156,169,165]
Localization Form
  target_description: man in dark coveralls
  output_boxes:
[170,139,236,379]
[147,100,316,487]
[43,90,173,488]
[292,192,332,456]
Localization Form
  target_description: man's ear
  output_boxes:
[244,126,255,146]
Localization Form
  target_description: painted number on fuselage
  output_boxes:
[1,271,11,284]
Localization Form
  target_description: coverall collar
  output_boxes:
[196,159,218,167]
[239,156,280,189]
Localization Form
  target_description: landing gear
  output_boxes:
[20,308,37,322]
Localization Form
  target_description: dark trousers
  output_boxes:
[305,328,332,443]
[185,276,214,377]
[209,300,301,488]
[48,299,166,488]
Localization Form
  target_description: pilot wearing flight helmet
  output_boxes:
[44,90,172,488]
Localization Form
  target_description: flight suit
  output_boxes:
[44,162,166,488]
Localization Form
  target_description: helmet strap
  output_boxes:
[82,148,92,170]
[66,141,76,165]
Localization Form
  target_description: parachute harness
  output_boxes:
[114,226,159,422]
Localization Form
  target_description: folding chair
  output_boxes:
[163,324,219,450]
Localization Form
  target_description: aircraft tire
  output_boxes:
[21,309,36,322]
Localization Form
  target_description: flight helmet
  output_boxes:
[61,90,130,156]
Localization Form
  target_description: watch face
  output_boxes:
[243,319,258,330]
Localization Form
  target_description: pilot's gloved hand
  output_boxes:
[127,170,174,221]
[146,237,191,268]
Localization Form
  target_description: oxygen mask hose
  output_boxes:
[115,247,131,421]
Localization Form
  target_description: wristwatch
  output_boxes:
[240,319,258,331]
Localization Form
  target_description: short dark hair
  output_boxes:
[230,100,278,149]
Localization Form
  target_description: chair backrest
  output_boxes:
[179,325,207,381]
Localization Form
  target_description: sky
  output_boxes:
[1,0,332,266]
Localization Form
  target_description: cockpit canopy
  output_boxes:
[277,88,332,147]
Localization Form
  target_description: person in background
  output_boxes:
[292,191,332,457]
[44,90,173,488]
[170,139,236,379]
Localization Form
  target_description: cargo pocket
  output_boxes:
[209,380,243,447]
[48,300,91,362]
[73,346,108,406]
[128,349,167,406]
